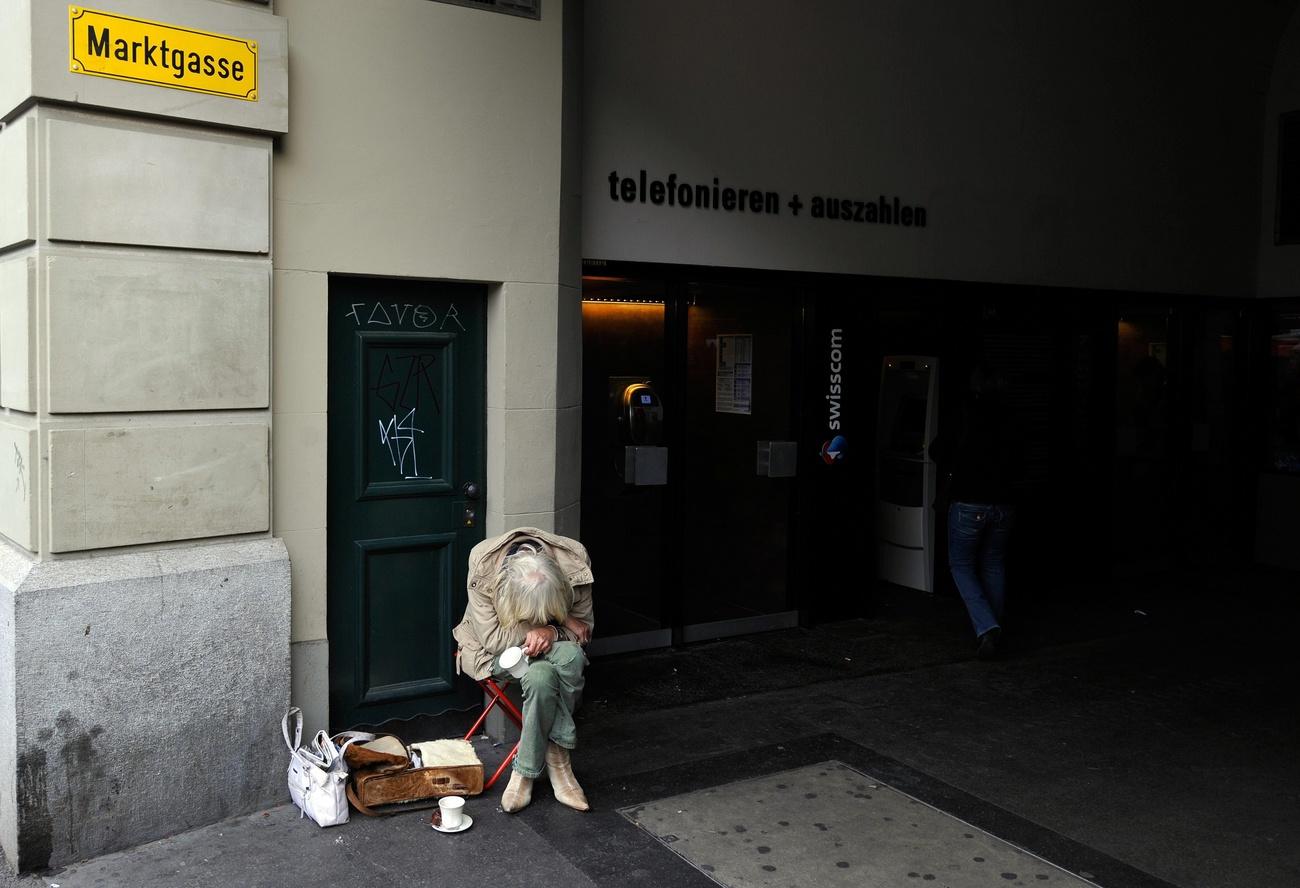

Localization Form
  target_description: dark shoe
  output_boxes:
[977,627,1002,660]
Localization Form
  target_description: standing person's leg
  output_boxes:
[948,503,999,638]
[977,504,1015,625]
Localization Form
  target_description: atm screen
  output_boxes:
[890,396,929,453]
[640,394,653,405]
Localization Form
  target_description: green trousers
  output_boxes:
[493,641,587,778]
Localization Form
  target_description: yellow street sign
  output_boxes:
[69,6,258,102]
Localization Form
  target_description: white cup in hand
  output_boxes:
[499,646,530,679]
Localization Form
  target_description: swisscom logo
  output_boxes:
[820,434,846,464]
[822,328,845,464]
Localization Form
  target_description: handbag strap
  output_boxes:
[283,711,347,772]
[346,780,382,817]
[282,707,303,755]
[333,734,369,769]
[332,731,410,766]
[330,731,392,766]
[334,730,377,743]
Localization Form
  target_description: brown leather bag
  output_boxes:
[333,732,484,816]
[346,762,484,816]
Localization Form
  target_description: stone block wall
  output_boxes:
[0,0,290,871]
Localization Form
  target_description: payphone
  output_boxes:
[609,377,668,486]
[620,381,664,446]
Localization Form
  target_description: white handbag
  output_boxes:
[282,707,355,827]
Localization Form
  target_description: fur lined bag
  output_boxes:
[334,733,484,816]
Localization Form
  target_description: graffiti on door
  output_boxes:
[346,301,467,331]
[371,352,442,480]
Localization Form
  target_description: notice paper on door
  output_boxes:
[715,334,753,415]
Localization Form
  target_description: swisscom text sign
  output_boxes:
[69,6,258,102]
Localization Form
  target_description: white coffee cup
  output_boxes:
[499,646,530,679]
[439,795,465,829]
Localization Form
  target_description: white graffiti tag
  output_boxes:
[13,443,26,501]
[347,302,467,331]
[377,408,432,480]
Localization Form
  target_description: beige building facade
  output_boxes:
[1,0,1299,874]
[273,0,582,750]
[0,0,580,871]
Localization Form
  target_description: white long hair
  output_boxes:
[496,551,573,627]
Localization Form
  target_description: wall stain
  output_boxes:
[16,749,52,871]
[56,711,111,860]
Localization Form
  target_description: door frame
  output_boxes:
[325,274,487,730]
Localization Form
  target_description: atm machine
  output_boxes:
[876,356,939,592]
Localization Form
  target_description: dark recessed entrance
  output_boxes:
[580,262,1266,655]
[580,276,805,653]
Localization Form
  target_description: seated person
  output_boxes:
[453,528,594,813]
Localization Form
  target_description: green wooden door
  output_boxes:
[327,276,485,730]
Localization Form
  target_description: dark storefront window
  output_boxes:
[1277,111,1300,244]
[1267,310,1300,473]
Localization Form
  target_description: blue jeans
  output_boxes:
[947,502,1015,638]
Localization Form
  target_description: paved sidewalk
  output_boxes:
[7,574,1299,888]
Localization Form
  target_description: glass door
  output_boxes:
[579,277,674,655]
[678,283,800,639]
[1177,307,1242,566]
[580,273,805,650]
[1113,309,1175,574]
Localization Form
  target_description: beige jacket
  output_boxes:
[451,527,595,680]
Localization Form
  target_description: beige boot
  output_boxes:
[545,742,590,811]
[500,770,533,813]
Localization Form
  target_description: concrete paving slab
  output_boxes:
[32,732,593,888]
[34,799,599,888]
[623,761,1095,888]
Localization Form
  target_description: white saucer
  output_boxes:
[431,814,473,834]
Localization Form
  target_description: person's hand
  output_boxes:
[563,616,591,645]
[521,626,557,657]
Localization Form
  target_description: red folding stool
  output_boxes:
[463,677,523,790]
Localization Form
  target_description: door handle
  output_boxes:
[462,481,480,500]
